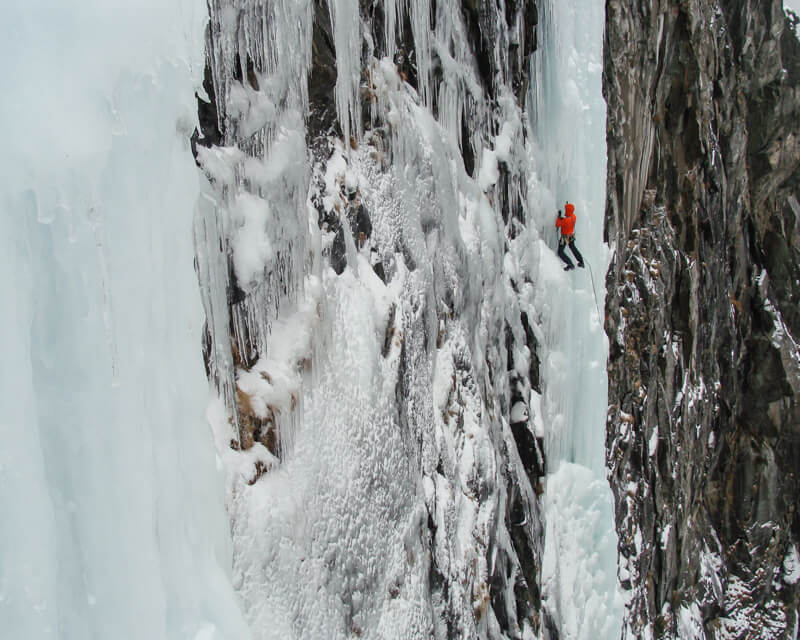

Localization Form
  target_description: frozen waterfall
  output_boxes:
[0,2,250,638]
[529,2,625,639]
[1,0,621,639]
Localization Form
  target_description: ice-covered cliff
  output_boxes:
[193,0,619,639]
[604,1,800,637]
[19,0,800,638]
[0,2,251,638]
[3,0,623,637]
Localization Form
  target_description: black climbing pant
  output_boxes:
[558,235,584,269]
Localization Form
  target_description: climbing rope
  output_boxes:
[585,259,602,321]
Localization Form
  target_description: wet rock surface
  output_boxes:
[604,1,800,637]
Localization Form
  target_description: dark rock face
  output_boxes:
[604,1,800,636]
[309,0,340,143]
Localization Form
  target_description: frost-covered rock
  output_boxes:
[193,1,556,639]
[604,1,800,637]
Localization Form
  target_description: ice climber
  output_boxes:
[555,202,585,271]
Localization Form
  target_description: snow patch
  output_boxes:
[478,148,500,191]
[678,603,705,640]
[231,193,275,289]
[784,545,800,584]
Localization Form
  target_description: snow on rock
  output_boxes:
[494,122,515,164]
[605,0,800,636]
[478,148,500,191]
[677,604,705,640]
[784,545,800,585]
[194,0,620,639]
[197,145,245,187]
[511,401,529,424]
[230,193,275,289]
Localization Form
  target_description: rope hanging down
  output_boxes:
[585,259,602,321]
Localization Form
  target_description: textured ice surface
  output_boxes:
[0,2,249,638]
[542,464,620,640]
[2,0,623,637]
[197,1,541,637]
[199,0,621,638]
[530,1,624,637]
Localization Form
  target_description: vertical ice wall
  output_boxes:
[0,2,250,638]
[528,1,624,638]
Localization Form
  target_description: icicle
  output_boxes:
[197,0,315,458]
[328,0,362,146]
[407,0,432,107]
[382,0,399,62]
[194,184,240,440]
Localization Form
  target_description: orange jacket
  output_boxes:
[556,203,576,236]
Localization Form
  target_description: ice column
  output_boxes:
[328,0,363,145]
[0,2,250,639]
[529,0,625,638]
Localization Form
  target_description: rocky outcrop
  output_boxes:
[605,1,800,637]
